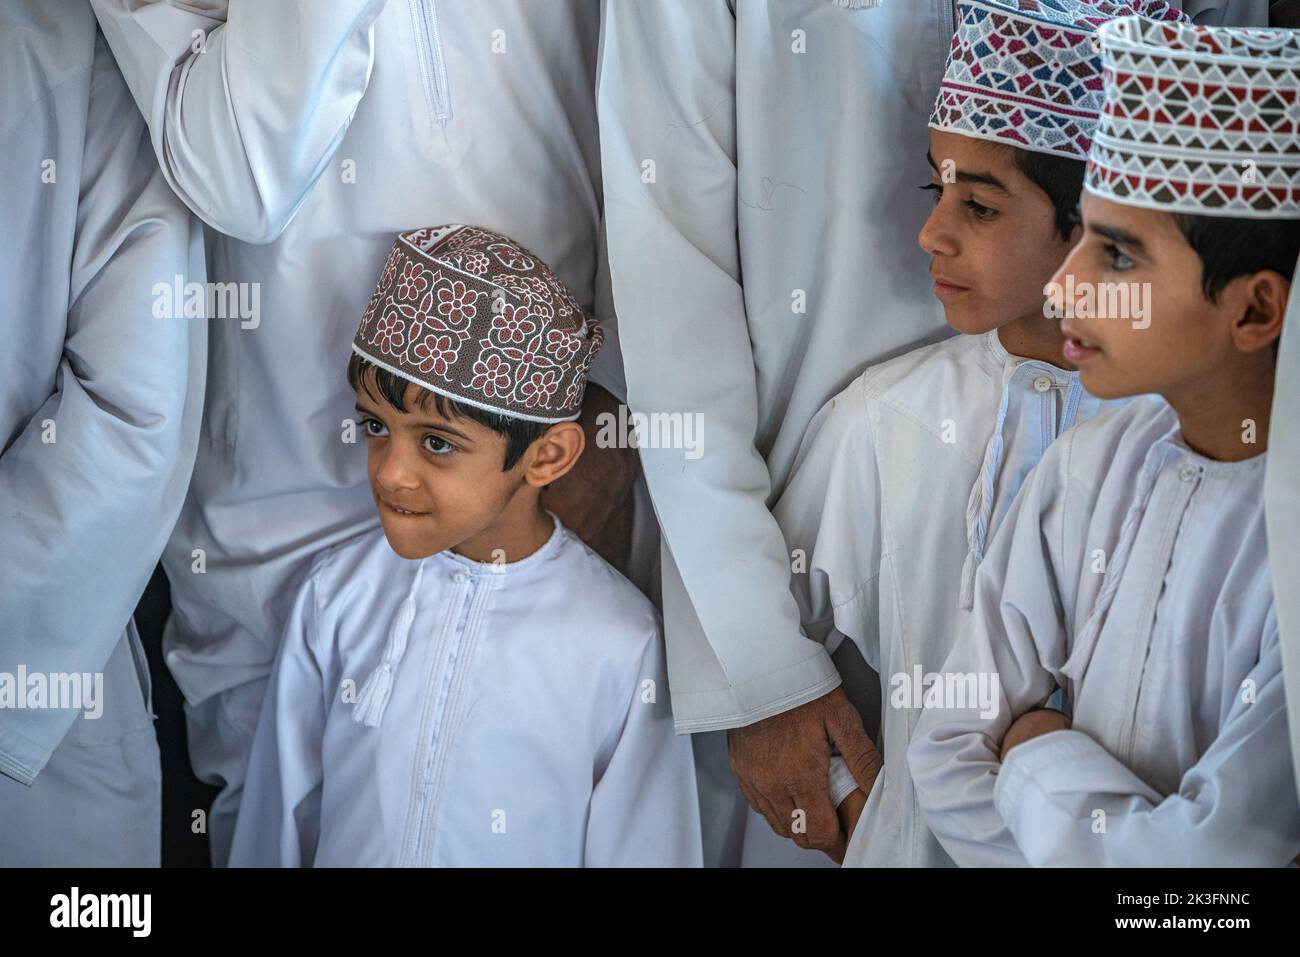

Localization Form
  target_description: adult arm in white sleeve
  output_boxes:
[597,0,837,730]
[584,623,704,867]
[1266,270,1300,800]
[228,572,327,867]
[0,36,205,785]
[90,0,389,243]
[994,612,1300,866]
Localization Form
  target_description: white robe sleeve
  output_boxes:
[1267,266,1300,802]
[907,437,1080,867]
[994,611,1300,866]
[597,0,837,730]
[228,570,328,867]
[0,35,204,785]
[90,0,388,243]
[584,623,704,867]
[774,377,885,668]
[773,380,884,807]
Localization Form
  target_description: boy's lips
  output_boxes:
[1061,324,1102,362]
[380,497,430,517]
[931,274,971,299]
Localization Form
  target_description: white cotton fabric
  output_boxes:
[0,0,205,864]
[909,397,1300,866]
[774,331,1116,867]
[229,518,702,867]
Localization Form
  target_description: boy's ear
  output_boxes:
[1231,269,1291,354]
[521,422,585,487]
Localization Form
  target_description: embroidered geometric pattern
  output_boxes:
[931,0,1186,160]
[353,225,603,423]
[1087,17,1300,218]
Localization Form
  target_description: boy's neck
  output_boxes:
[451,492,555,565]
[1164,355,1275,463]
[996,312,1076,371]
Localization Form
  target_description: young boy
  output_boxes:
[908,16,1300,866]
[229,225,702,867]
[772,0,1185,866]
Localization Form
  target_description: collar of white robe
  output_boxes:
[353,558,429,728]
[960,370,1087,610]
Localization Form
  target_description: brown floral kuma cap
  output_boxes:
[353,225,603,423]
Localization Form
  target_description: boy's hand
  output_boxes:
[1000,707,1071,762]
[541,384,639,567]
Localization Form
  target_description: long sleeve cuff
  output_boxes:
[829,754,858,807]
[669,648,841,733]
[993,728,1163,865]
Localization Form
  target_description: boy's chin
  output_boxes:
[941,304,1000,337]
[380,523,445,561]
[1077,362,1143,402]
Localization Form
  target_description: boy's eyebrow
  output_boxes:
[925,151,1010,195]
[1088,221,1148,254]
[354,401,476,443]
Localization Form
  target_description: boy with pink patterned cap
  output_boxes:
[230,225,702,867]
[771,0,1185,866]
[910,16,1300,866]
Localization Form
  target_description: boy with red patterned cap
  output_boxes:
[772,0,1185,866]
[229,225,702,867]
[909,17,1300,866]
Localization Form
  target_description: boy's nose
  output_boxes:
[374,443,423,492]
[1047,242,1085,298]
[917,205,957,259]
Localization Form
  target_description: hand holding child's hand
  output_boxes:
[999,708,1071,762]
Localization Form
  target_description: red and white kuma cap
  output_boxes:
[931,0,1186,160]
[353,225,603,423]
[1086,17,1300,218]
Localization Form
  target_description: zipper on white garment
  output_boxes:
[409,0,452,129]
[411,574,495,864]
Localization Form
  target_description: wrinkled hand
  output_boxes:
[1000,707,1071,762]
[540,384,638,567]
[728,688,881,854]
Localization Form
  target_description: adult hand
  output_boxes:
[999,707,1072,762]
[728,688,881,853]
[540,384,638,567]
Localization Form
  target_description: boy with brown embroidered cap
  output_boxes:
[229,225,702,867]
[909,18,1300,866]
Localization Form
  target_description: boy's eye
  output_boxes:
[1103,243,1135,271]
[423,435,456,455]
[964,199,997,221]
[361,417,388,437]
[919,182,943,203]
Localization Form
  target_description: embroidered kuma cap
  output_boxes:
[931,0,1187,160]
[1086,17,1300,218]
[353,225,603,423]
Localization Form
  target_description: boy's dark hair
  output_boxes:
[1171,212,1300,304]
[347,354,547,470]
[1011,147,1087,242]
